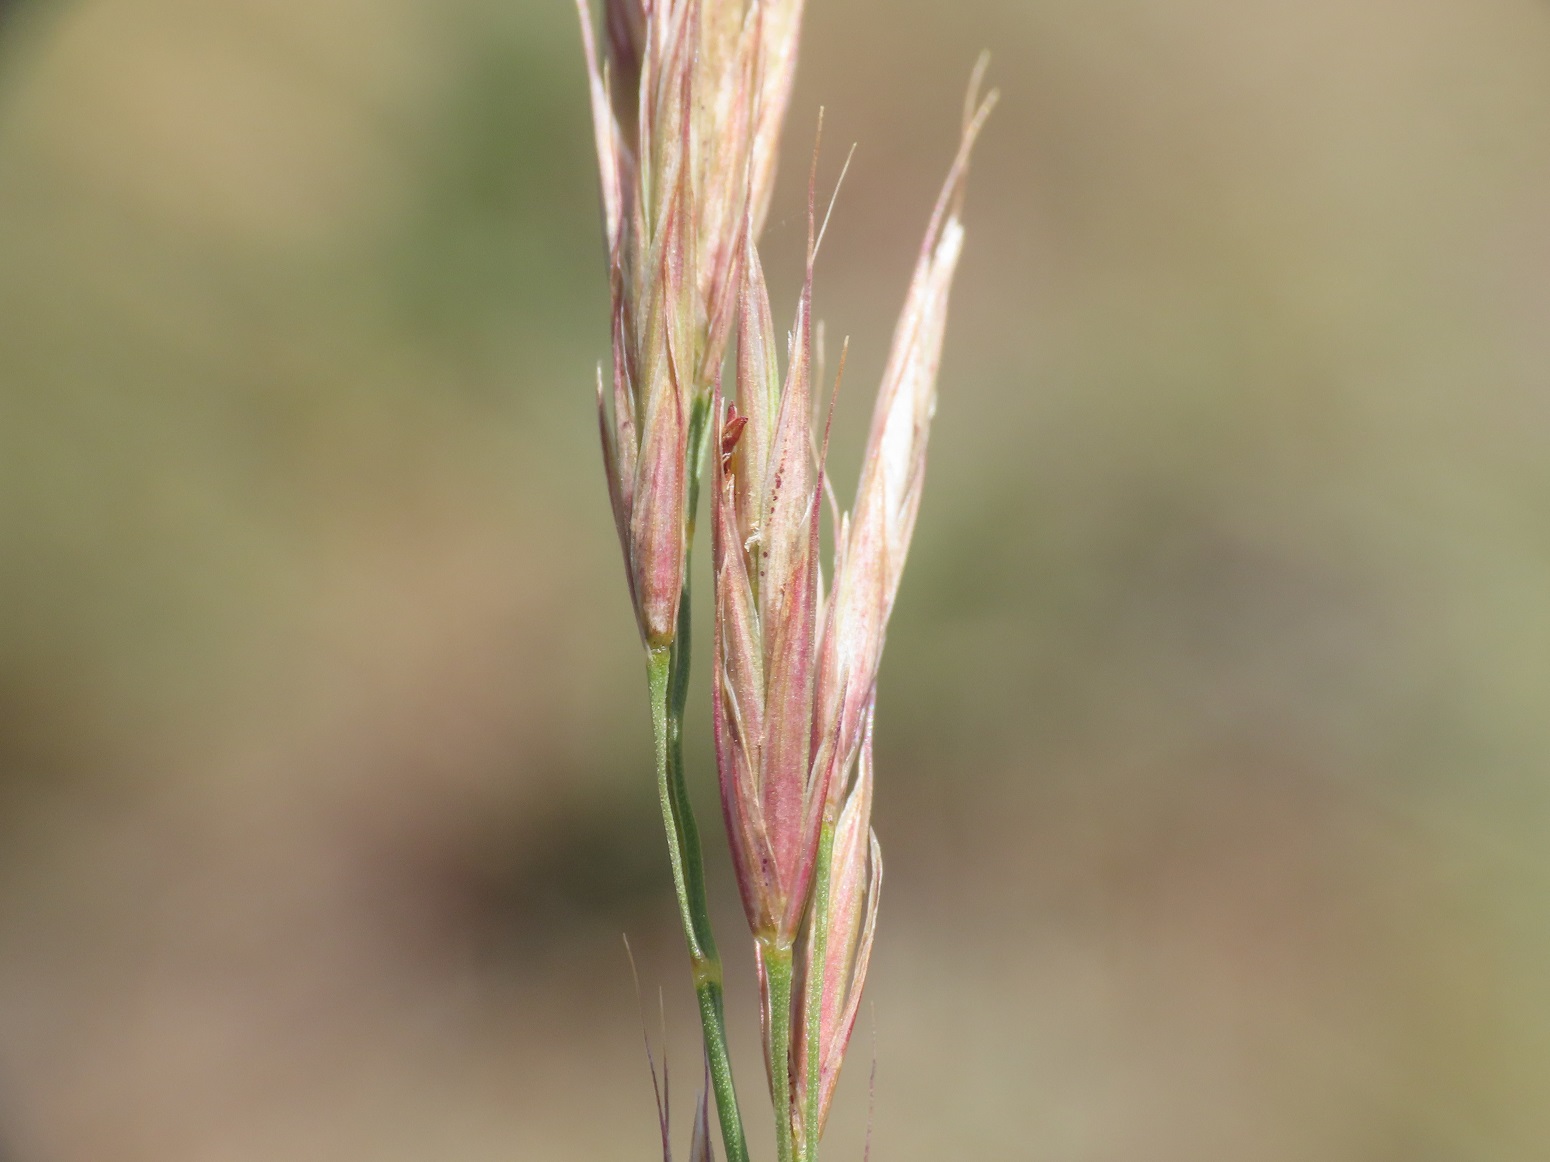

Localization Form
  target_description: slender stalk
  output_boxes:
[761,938,797,1162]
[695,968,744,1162]
[649,650,694,947]
[665,589,715,962]
[647,393,750,1162]
[650,645,749,1162]
[800,819,837,1162]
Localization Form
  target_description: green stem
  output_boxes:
[695,970,743,1162]
[664,591,715,962]
[649,649,696,948]
[649,645,749,1162]
[762,938,797,1162]
[800,820,837,1162]
[646,392,749,1162]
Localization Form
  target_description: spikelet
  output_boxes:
[711,59,997,1146]
[791,707,881,1154]
[577,0,806,648]
[811,65,998,820]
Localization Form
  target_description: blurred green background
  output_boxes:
[2,0,1549,1158]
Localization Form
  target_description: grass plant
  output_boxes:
[574,3,993,1156]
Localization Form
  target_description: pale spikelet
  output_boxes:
[748,0,805,234]
[577,0,806,647]
[811,68,998,811]
[792,706,881,1153]
[712,61,995,1147]
[714,71,994,946]
[711,147,823,945]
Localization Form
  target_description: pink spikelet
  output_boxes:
[577,0,807,648]
[792,704,881,1146]
[712,59,997,1149]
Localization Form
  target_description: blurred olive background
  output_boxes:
[1,0,1549,1158]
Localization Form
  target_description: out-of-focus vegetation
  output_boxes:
[1,0,1548,1158]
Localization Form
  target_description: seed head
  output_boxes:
[577,0,807,647]
[711,63,996,1137]
[711,210,821,943]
